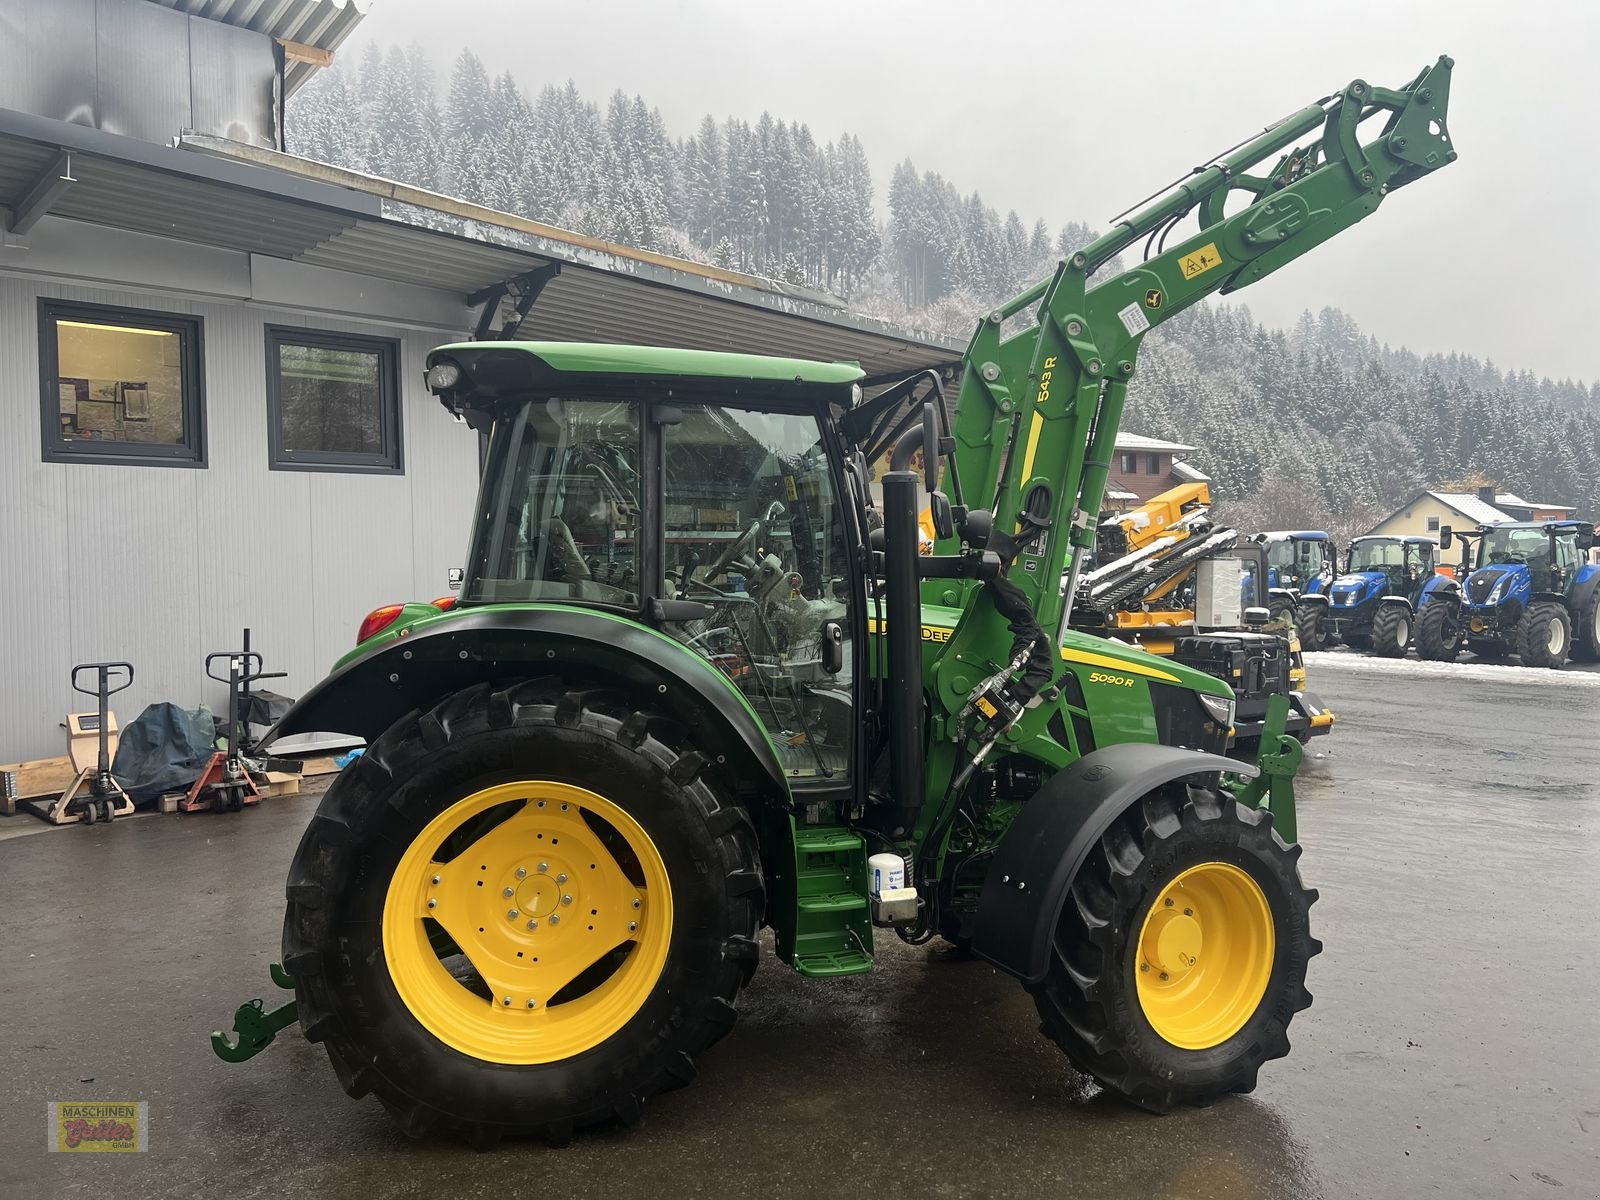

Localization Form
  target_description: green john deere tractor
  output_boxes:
[214,58,1457,1143]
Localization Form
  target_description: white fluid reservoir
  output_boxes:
[867,853,904,896]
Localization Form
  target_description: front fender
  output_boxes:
[970,743,1256,983]
[266,604,788,803]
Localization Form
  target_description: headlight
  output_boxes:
[426,360,462,391]
[1198,693,1236,727]
[1486,578,1505,605]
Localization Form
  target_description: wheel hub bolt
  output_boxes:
[1160,972,1169,981]
[549,915,560,925]
[557,873,568,884]
[1140,963,1149,973]
[526,999,536,1009]
[507,909,519,920]
[516,867,527,879]
[562,895,572,906]
[427,898,437,909]
[1165,898,1175,907]
[503,887,515,898]
[502,996,511,1006]
[527,919,538,930]
[1183,907,1193,917]
[538,862,549,873]
[628,921,638,933]
[431,874,441,885]
[632,899,641,910]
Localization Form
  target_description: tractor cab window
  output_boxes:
[659,405,855,785]
[1264,538,1325,586]
[463,398,640,606]
[1553,530,1581,576]
[1483,527,1549,567]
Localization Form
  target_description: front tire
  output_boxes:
[281,678,764,1146]
[1371,603,1411,658]
[1028,786,1319,1112]
[1518,601,1571,669]
[1294,604,1326,651]
[1414,600,1461,662]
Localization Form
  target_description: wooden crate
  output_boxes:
[0,756,77,807]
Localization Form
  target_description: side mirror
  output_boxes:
[920,400,941,495]
[1243,606,1270,627]
[1438,526,1453,550]
[1579,527,1596,551]
[820,620,845,675]
[929,491,954,541]
[447,567,464,591]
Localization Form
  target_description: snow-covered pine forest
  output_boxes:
[288,45,1600,527]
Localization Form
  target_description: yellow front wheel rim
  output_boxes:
[382,781,673,1064]
[1135,861,1274,1050]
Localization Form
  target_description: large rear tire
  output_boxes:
[281,678,764,1146]
[1518,601,1571,669]
[1573,588,1600,663]
[1027,786,1319,1112]
[1414,600,1461,662]
[1371,603,1411,658]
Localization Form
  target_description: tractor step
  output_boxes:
[786,826,873,976]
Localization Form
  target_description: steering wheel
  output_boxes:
[706,518,764,581]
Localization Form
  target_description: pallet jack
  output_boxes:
[26,662,137,826]
[181,636,286,813]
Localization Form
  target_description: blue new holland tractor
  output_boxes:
[1321,535,1452,657]
[1255,531,1334,648]
[1415,520,1600,667]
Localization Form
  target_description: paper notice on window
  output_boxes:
[1117,302,1151,337]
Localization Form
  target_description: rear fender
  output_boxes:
[266,605,788,806]
[970,743,1257,983]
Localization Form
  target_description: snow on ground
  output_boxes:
[1304,648,1600,687]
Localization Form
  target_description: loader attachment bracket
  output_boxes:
[210,962,297,1064]
[1230,692,1302,843]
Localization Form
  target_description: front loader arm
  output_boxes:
[941,57,1456,650]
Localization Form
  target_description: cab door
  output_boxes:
[654,402,860,789]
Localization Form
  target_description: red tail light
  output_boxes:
[357,604,406,644]
[430,595,458,612]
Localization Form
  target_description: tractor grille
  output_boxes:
[1468,568,1510,605]
[1149,682,1229,756]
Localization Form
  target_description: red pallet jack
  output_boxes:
[182,643,286,814]
[26,662,137,826]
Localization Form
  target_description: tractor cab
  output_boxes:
[1258,531,1332,595]
[437,343,875,786]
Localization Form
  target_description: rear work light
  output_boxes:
[357,604,406,645]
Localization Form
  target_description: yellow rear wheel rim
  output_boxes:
[382,781,673,1064]
[1135,861,1274,1050]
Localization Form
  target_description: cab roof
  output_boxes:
[1351,534,1435,544]
[430,340,865,386]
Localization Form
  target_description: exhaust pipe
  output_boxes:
[881,471,926,838]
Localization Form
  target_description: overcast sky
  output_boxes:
[346,0,1600,382]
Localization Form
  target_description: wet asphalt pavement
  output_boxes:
[2,661,1596,1199]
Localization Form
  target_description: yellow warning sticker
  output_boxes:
[975,696,999,719]
[1179,243,1224,280]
